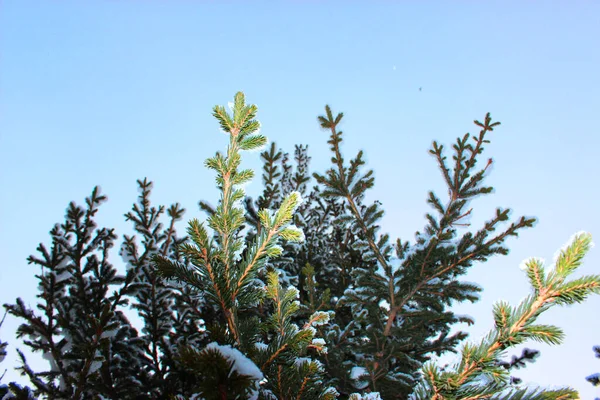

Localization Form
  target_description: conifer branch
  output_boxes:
[314,106,397,332]
[415,232,598,399]
[314,106,538,397]
[152,94,330,400]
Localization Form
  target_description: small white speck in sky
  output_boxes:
[393,65,396,70]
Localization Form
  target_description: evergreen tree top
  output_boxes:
[2,92,597,400]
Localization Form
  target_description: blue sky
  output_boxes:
[1,0,599,397]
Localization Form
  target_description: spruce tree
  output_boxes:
[310,107,536,398]
[1,177,210,399]
[3,188,146,398]
[153,92,338,399]
[119,177,208,396]
[2,91,598,400]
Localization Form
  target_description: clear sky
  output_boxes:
[1,0,599,397]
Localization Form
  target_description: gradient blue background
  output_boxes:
[1,1,599,397]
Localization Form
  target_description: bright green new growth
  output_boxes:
[153,92,338,399]
[413,232,600,400]
[155,92,304,344]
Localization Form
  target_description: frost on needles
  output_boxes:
[1,92,599,400]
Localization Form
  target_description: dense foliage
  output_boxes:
[1,92,598,400]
